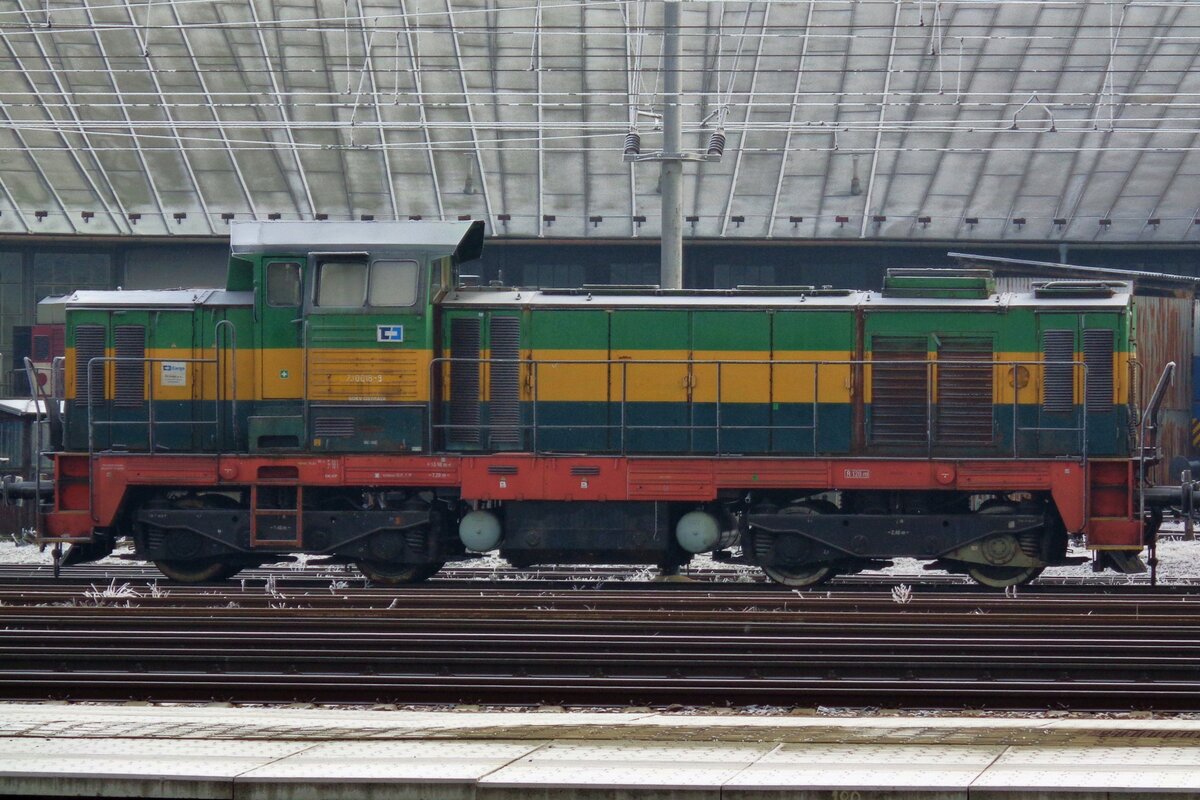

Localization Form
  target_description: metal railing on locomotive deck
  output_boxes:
[430,356,1096,460]
[82,320,239,457]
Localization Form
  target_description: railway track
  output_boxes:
[2,578,1200,710]
[1,559,1195,592]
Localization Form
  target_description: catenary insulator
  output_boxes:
[623,131,641,156]
[707,131,726,157]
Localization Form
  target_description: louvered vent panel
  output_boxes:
[114,326,145,408]
[935,337,994,445]
[1042,330,1075,413]
[870,336,928,445]
[313,417,355,438]
[1083,328,1114,413]
[448,317,481,444]
[73,325,105,408]
[489,316,522,446]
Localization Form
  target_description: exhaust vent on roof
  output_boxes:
[1032,281,1119,299]
[882,269,995,299]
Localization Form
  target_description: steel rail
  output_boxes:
[4,596,1200,710]
[0,562,1196,591]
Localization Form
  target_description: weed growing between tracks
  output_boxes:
[83,579,141,606]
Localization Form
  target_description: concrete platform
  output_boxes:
[1,703,1199,799]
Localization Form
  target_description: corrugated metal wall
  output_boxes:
[1135,295,1195,481]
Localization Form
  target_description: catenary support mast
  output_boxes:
[660,0,683,290]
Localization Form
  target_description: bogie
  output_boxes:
[743,492,1066,589]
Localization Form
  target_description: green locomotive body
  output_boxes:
[34,222,1157,588]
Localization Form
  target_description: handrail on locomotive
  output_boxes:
[6,357,1193,518]
[83,319,239,456]
[429,355,1096,462]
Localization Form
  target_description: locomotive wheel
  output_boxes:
[762,564,835,588]
[962,501,1045,588]
[356,560,444,585]
[153,558,234,584]
[759,502,837,589]
[966,564,1044,588]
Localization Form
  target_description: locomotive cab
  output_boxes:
[229,220,484,454]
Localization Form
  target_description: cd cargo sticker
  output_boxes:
[160,361,188,386]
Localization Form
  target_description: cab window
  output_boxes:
[266,262,302,307]
[316,260,367,307]
[368,260,419,307]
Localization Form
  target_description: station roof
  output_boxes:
[1,1,1198,244]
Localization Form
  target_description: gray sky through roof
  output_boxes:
[0,0,1197,242]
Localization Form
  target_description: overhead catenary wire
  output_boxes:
[3,0,1200,240]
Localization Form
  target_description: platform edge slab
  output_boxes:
[0,774,232,799]
[232,781,476,800]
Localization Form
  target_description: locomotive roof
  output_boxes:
[58,289,253,307]
[229,220,485,263]
[440,284,1134,309]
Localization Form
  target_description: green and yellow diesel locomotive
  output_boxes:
[32,221,1172,587]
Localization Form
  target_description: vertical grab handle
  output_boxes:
[1139,361,1175,587]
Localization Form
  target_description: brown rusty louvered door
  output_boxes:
[934,336,994,447]
[870,335,929,446]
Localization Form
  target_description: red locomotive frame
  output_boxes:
[46,451,1141,547]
